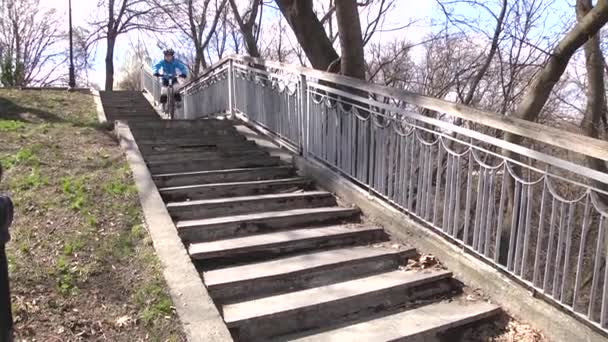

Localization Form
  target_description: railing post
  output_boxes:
[183,90,190,120]
[228,59,235,119]
[299,74,308,157]
[0,164,14,342]
[140,65,144,92]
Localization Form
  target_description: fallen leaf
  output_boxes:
[115,315,132,328]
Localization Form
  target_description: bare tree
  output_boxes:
[273,0,365,78]
[0,0,64,87]
[275,0,339,70]
[207,3,232,61]
[89,0,159,90]
[228,0,262,57]
[151,0,227,76]
[261,17,291,62]
[117,39,151,90]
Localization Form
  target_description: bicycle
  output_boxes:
[154,73,186,120]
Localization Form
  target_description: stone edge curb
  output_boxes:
[294,155,608,342]
[91,90,107,124]
[113,121,233,342]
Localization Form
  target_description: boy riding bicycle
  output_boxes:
[153,49,188,106]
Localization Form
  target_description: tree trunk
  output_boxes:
[335,0,365,79]
[105,36,116,91]
[506,0,608,132]
[463,0,507,105]
[497,0,608,265]
[275,0,339,70]
[193,52,201,78]
[577,0,608,187]
[576,0,608,299]
[244,34,260,58]
[228,0,261,58]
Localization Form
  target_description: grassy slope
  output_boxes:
[0,90,185,341]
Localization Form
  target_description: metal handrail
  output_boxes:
[140,55,608,333]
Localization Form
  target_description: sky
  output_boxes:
[43,0,576,88]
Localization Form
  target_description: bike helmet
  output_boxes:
[163,48,175,56]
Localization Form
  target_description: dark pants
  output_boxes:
[160,77,181,103]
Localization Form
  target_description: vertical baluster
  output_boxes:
[473,168,485,250]
[336,112,342,169]
[484,170,496,257]
[560,202,576,303]
[407,135,416,212]
[397,135,406,206]
[388,131,396,200]
[514,183,528,275]
[373,127,386,194]
[553,202,568,299]
[425,146,435,221]
[507,181,522,271]
[495,164,509,263]
[418,145,428,217]
[448,155,459,237]
[416,144,425,215]
[452,156,463,239]
[392,131,399,199]
[601,231,608,328]
[573,194,591,310]
[533,179,548,287]
[463,149,474,246]
[520,182,534,280]
[543,197,558,293]
[367,125,375,189]
[589,216,606,321]
[478,169,492,253]
[347,115,354,176]
[433,143,445,225]
[356,119,363,180]
[443,154,453,231]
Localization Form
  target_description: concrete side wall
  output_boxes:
[295,156,608,342]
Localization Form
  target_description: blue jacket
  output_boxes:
[153,59,188,78]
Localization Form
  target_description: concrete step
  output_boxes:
[148,155,282,174]
[129,119,233,129]
[205,246,417,304]
[223,269,454,340]
[160,177,311,202]
[139,140,259,156]
[287,301,501,342]
[131,128,239,139]
[106,115,158,122]
[153,166,296,188]
[168,191,335,220]
[145,149,269,164]
[178,207,360,243]
[189,225,387,262]
[135,134,247,145]
[104,106,154,112]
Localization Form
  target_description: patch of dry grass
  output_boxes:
[0,89,185,341]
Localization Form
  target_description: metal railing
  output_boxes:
[141,55,608,333]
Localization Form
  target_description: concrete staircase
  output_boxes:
[100,91,159,122]
[123,111,500,340]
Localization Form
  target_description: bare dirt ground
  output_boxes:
[0,90,185,341]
